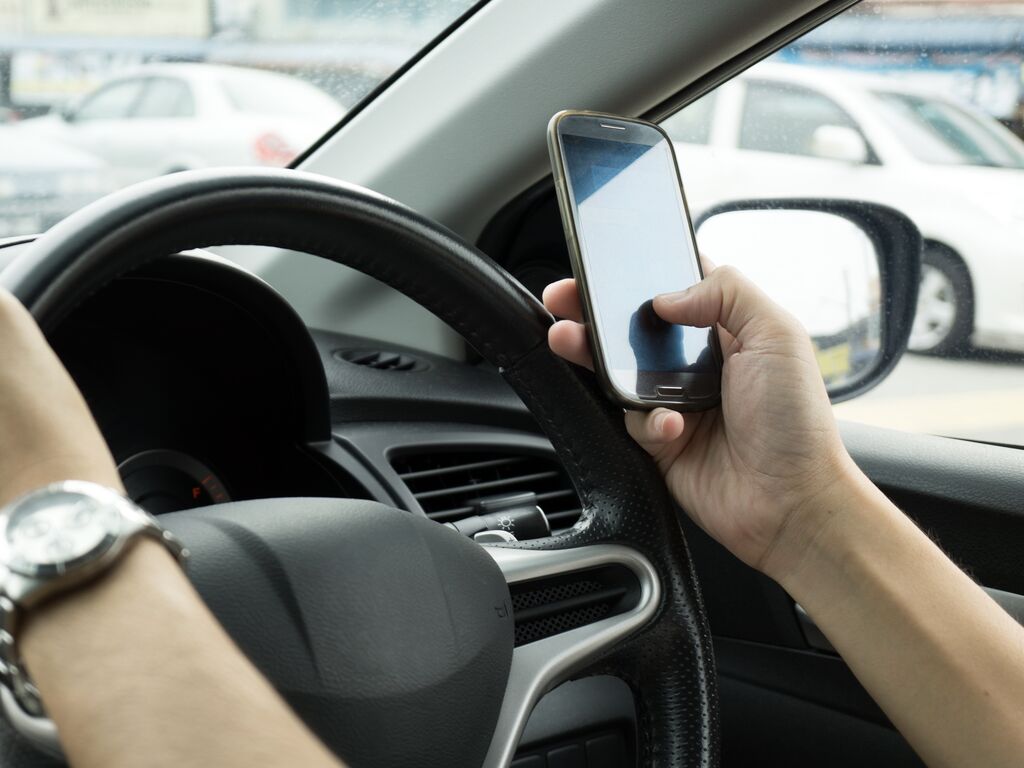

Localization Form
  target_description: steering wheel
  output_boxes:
[0,168,718,768]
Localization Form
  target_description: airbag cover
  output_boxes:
[161,498,513,768]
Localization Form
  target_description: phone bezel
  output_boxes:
[547,110,722,412]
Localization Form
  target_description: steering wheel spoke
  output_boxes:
[482,544,660,767]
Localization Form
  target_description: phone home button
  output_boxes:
[655,385,686,398]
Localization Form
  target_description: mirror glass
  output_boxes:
[696,209,883,393]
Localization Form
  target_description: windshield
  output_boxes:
[0,0,479,238]
[872,90,1024,169]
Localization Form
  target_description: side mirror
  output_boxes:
[59,104,76,122]
[695,199,921,403]
[810,125,869,164]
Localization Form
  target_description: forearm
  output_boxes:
[775,471,1024,768]
[21,539,344,768]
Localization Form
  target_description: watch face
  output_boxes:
[3,492,121,575]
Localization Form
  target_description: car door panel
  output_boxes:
[720,676,923,767]
[685,421,1024,766]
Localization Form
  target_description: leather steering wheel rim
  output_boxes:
[1,167,719,768]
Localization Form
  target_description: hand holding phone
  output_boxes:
[543,264,860,580]
[547,110,722,411]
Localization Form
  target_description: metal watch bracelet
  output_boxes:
[0,482,189,719]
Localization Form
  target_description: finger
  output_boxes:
[698,252,717,274]
[715,323,738,356]
[694,257,740,354]
[697,256,737,351]
[624,408,685,451]
[653,264,793,344]
[548,320,594,371]
[542,278,584,322]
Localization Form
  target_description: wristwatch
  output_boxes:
[0,480,188,718]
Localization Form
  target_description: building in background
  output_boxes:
[0,0,469,117]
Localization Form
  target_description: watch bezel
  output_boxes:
[0,482,133,579]
[1,528,120,579]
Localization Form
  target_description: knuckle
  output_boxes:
[710,264,741,283]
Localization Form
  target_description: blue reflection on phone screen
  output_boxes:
[562,132,715,395]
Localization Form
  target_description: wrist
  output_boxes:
[758,454,893,587]
[21,537,186,661]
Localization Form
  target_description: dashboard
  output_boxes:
[48,256,355,512]
[0,239,635,766]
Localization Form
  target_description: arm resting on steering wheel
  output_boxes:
[1,289,345,768]
[21,540,345,768]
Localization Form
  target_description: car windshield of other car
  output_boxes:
[132,78,197,120]
[873,90,1024,168]
[0,0,478,238]
[74,80,147,121]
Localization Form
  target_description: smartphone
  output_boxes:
[547,110,722,411]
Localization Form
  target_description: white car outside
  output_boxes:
[666,62,1024,354]
[26,63,345,190]
[0,126,109,237]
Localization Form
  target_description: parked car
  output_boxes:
[26,63,345,189]
[666,62,1024,354]
[0,125,109,237]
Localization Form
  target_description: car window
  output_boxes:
[0,0,481,233]
[74,80,144,121]
[739,79,860,156]
[133,78,195,119]
[662,91,717,144]
[664,0,1024,447]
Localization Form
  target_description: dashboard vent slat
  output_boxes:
[391,449,582,528]
[535,488,576,504]
[397,456,527,481]
[334,348,426,372]
[411,470,562,501]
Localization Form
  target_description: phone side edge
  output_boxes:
[546,112,651,411]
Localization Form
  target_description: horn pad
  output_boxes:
[161,498,514,767]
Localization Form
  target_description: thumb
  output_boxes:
[652,265,793,344]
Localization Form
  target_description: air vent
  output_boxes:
[334,348,426,372]
[391,449,582,528]
[510,565,640,647]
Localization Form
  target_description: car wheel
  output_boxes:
[908,244,973,355]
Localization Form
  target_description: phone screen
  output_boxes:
[558,118,719,401]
